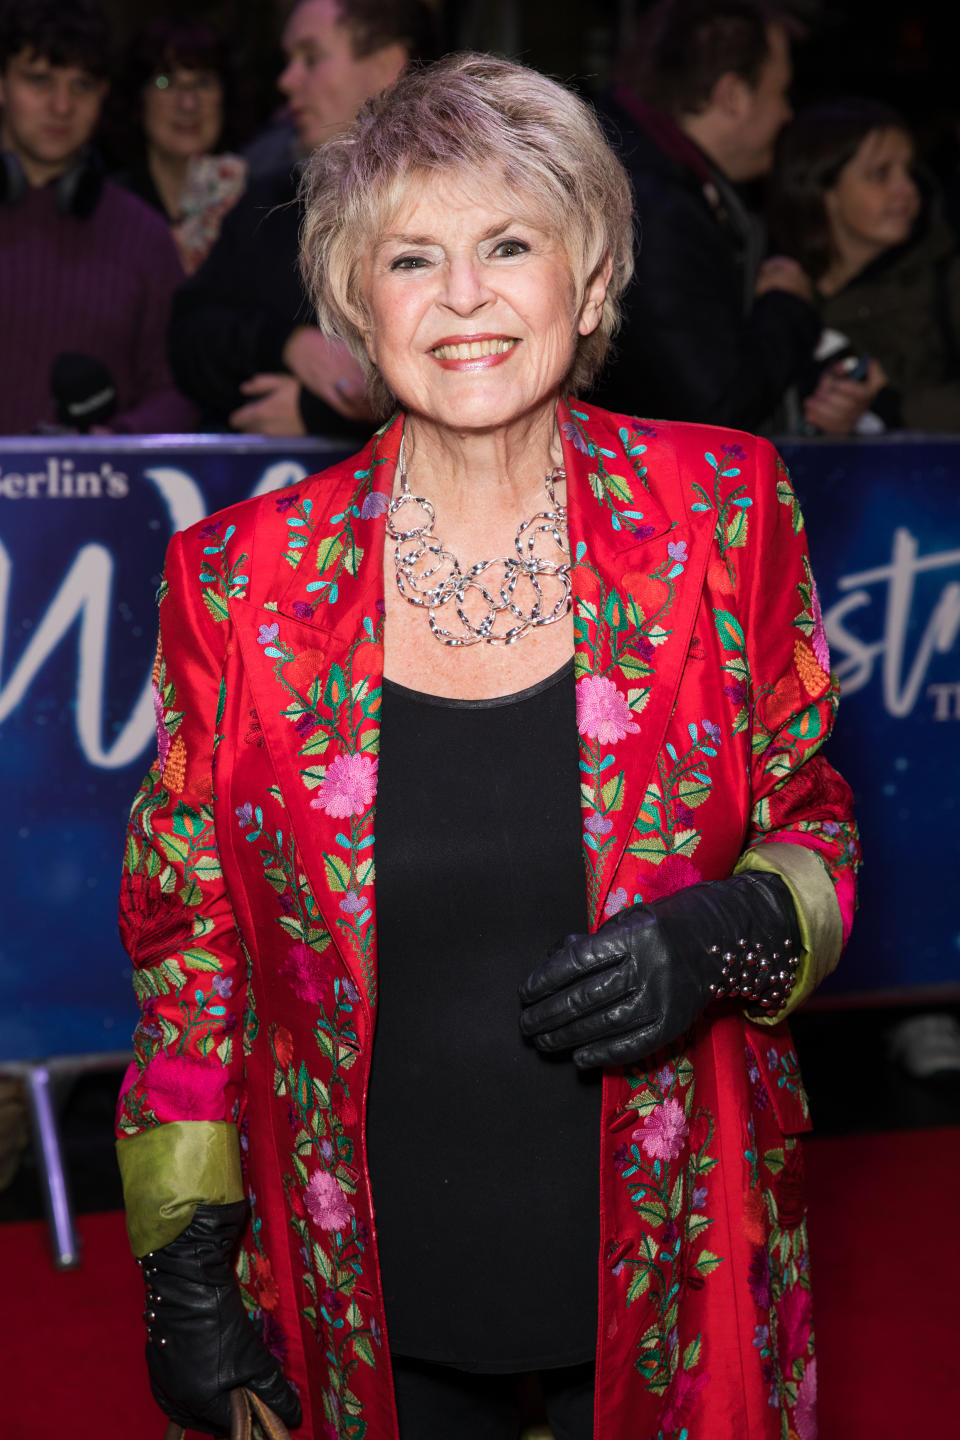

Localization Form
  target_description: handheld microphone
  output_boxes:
[50,352,118,431]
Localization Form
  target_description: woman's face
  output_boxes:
[825,127,920,261]
[358,171,608,434]
[142,65,223,162]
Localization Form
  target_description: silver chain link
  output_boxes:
[386,440,573,646]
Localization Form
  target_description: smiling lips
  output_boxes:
[430,336,518,368]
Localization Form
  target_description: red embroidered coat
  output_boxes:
[117,403,859,1440]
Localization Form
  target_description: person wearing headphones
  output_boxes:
[0,0,195,435]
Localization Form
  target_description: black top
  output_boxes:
[367,661,600,1371]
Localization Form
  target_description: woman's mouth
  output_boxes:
[430,338,517,361]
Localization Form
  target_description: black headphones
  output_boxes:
[0,145,104,217]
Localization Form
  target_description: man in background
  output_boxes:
[168,0,437,437]
[592,0,883,433]
[0,0,193,435]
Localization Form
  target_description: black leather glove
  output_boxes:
[519,872,801,1068]
[141,1199,302,1435]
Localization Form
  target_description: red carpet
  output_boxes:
[2,1127,958,1439]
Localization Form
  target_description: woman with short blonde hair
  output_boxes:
[117,52,857,1440]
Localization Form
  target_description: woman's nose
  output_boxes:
[441,256,490,313]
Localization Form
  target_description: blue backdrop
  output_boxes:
[1,433,957,1061]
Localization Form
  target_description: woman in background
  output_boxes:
[770,99,960,431]
[115,17,246,274]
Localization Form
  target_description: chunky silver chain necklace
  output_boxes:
[386,440,573,646]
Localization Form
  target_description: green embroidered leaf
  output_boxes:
[315,534,344,575]
[677,1056,695,1088]
[588,471,605,503]
[355,858,375,890]
[725,510,747,549]
[682,1335,703,1371]
[160,833,190,865]
[324,663,349,710]
[602,467,633,504]
[694,1249,723,1277]
[312,1241,334,1283]
[627,688,650,714]
[217,1035,233,1067]
[178,878,202,907]
[353,1333,376,1368]
[277,915,306,940]
[618,651,653,680]
[678,773,711,808]
[574,653,592,679]
[670,828,701,858]
[628,832,667,864]
[202,590,229,623]
[713,608,745,652]
[342,543,364,578]
[600,773,625,813]
[132,957,185,1000]
[192,915,215,938]
[300,764,326,789]
[669,1173,684,1219]
[626,1269,651,1305]
[192,855,223,883]
[312,1077,331,1110]
[323,855,350,892]
[358,730,379,754]
[178,946,222,971]
[299,729,330,757]
[635,1198,667,1227]
[684,1213,713,1243]
[763,1147,786,1176]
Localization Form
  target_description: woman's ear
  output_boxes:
[578,255,614,338]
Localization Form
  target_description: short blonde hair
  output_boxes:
[299,52,635,416]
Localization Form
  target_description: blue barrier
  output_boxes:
[0,432,957,1062]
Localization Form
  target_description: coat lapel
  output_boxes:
[236,401,715,1003]
[233,416,402,1013]
[559,400,713,926]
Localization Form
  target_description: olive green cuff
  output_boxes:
[734,841,843,1024]
[116,1120,244,1256]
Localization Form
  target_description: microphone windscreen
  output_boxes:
[50,352,118,431]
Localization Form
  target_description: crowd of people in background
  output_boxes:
[1,0,959,440]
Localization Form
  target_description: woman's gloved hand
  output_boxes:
[519,872,801,1068]
[141,1199,302,1435]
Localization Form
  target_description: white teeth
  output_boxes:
[432,338,517,360]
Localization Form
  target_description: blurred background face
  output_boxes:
[825,127,920,259]
[730,23,793,181]
[142,64,224,162]
[0,49,106,178]
[278,0,406,151]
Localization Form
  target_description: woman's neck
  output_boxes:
[819,236,887,298]
[400,401,563,518]
[147,148,192,221]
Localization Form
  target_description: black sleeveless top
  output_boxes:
[367,661,600,1371]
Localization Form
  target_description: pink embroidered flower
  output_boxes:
[604,886,628,918]
[310,753,378,818]
[793,1358,818,1440]
[642,854,702,902]
[279,941,333,1004]
[660,1366,710,1431]
[576,675,640,745]
[636,1097,689,1161]
[777,1281,814,1367]
[810,580,830,671]
[304,1169,353,1231]
[143,1053,228,1122]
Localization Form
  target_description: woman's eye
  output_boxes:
[389,255,428,271]
[491,239,529,258]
